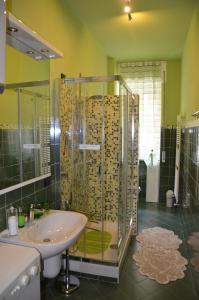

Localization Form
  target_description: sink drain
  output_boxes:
[43,238,51,242]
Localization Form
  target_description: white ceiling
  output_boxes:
[66,0,197,61]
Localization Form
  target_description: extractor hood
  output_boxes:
[6,12,63,60]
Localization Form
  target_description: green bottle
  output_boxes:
[18,207,25,228]
[43,200,49,212]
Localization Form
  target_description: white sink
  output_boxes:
[0,210,87,278]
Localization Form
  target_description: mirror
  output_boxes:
[0,44,50,191]
[0,88,20,189]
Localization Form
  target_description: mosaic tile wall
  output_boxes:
[131,96,139,235]
[179,126,199,208]
[126,95,134,229]
[60,83,138,234]
[59,83,73,211]
[103,95,120,221]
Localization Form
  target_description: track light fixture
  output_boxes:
[128,13,133,21]
[124,0,133,21]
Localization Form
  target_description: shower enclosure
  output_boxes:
[59,75,139,281]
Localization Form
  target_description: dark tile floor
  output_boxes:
[41,203,199,300]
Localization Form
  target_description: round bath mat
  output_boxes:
[133,246,188,284]
[136,226,182,250]
[188,232,199,252]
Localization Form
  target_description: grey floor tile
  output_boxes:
[136,277,167,295]
[101,287,131,300]
[118,279,148,300]
[41,203,199,300]
[91,280,119,298]
[143,288,181,300]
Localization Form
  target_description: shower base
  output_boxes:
[70,221,118,262]
[67,221,132,282]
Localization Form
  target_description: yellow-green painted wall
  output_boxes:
[10,0,107,80]
[181,3,199,121]
[164,60,181,126]
[6,46,50,83]
[107,57,117,95]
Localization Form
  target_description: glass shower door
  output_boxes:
[118,84,128,257]
[72,89,105,222]
[70,83,107,261]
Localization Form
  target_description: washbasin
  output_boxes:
[0,210,87,278]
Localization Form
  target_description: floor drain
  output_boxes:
[110,244,118,250]
[43,238,51,242]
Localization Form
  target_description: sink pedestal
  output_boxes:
[57,249,80,295]
[43,254,62,278]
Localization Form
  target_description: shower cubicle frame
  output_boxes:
[60,75,138,282]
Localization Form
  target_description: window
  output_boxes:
[119,61,165,165]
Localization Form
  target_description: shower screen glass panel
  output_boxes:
[74,84,104,221]
[60,81,105,217]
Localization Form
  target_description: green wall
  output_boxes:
[6,46,50,83]
[107,57,117,94]
[164,60,181,126]
[10,0,107,80]
[181,3,199,121]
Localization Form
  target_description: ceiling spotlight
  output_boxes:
[124,4,131,13]
[35,55,42,60]
[124,0,133,21]
[26,50,34,55]
[8,26,18,32]
[124,0,131,13]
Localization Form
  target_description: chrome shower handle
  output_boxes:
[98,164,101,176]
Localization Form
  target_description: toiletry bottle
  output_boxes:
[29,204,34,224]
[43,200,49,212]
[7,206,18,236]
[34,203,44,219]
[18,207,25,228]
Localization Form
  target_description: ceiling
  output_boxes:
[66,0,197,61]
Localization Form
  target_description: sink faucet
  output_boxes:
[29,204,34,224]
[64,190,72,211]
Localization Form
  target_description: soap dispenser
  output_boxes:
[6,206,18,236]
